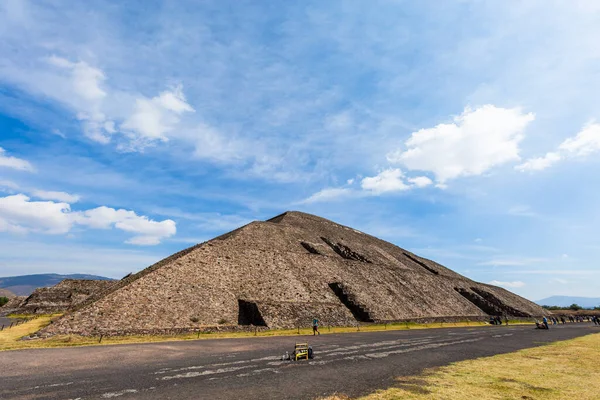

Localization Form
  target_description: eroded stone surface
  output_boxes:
[41,212,548,336]
[15,280,115,314]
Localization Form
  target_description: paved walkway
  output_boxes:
[1,324,597,399]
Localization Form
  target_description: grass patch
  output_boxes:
[0,315,60,350]
[0,319,532,351]
[340,332,600,400]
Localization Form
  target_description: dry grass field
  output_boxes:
[324,332,600,400]
[0,316,531,351]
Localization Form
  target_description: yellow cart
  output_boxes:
[294,343,310,360]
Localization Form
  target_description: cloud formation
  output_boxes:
[489,280,525,288]
[388,105,535,183]
[0,147,35,172]
[31,190,80,203]
[517,122,600,171]
[301,169,433,203]
[361,169,410,194]
[299,187,353,204]
[121,85,195,146]
[0,194,176,245]
[47,56,113,143]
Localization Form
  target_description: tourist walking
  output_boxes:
[312,317,320,335]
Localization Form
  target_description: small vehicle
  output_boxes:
[281,343,314,361]
[294,343,310,360]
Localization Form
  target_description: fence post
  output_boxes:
[254,327,257,336]
[297,326,300,334]
[99,334,103,344]
[197,330,200,339]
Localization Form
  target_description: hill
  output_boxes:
[42,211,547,337]
[537,296,600,309]
[0,274,114,296]
[0,288,16,298]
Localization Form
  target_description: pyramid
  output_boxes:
[43,212,547,336]
[15,279,115,314]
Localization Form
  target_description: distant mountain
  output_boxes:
[0,274,114,296]
[536,296,600,309]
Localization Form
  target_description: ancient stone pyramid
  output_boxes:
[44,211,546,336]
[16,279,115,315]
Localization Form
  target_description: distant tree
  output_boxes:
[594,305,600,310]
[0,297,8,307]
[542,305,563,311]
[569,303,582,311]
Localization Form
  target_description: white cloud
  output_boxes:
[47,56,114,144]
[517,122,600,171]
[75,206,176,245]
[361,168,410,193]
[48,56,107,101]
[388,105,535,183]
[33,57,196,149]
[0,180,20,191]
[301,169,433,203]
[489,280,525,288]
[32,190,80,203]
[361,169,433,194]
[515,152,562,172]
[299,187,354,204]
[0,194,73,234]
[407,176,433,188]
[121,85,195,145]
[0,147,35,172]
[558,122,600,156]
[0,194,176,245]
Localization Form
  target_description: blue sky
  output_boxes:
[1,1,599,301]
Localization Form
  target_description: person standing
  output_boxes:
[312,317,320,335]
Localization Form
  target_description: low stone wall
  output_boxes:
[38,323,270,337]
[38,314,538,338]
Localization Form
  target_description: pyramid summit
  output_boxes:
[43,211,547,336]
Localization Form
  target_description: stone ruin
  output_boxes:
[41,211,548,336]
[0,296,27,316]
[13,279,115,315]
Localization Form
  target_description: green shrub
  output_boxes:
[0,297,8,307]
